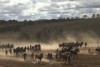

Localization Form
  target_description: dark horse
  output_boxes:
[13,47,26,56]
[70,48,80,59]
[95,47,100,55]
[35,53,43,62]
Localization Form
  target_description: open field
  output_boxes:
[0,54,100,67]
[0,18,100,67]
[0,0,100,67]
[0,47,99,67]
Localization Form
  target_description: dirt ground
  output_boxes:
[0,54,100,67]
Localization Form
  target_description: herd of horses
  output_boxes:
[13,44,41,56]
[0,43,14,50]
[0,41,89,64]
[55,42,87,63]
[0,41,100,64]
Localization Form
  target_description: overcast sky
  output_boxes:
[0,0,100,20]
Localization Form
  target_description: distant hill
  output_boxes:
[0,18,100,43]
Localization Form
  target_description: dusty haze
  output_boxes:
[0,31,99,50]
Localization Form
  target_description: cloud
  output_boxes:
[0,0,100,20]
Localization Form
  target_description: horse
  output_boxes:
[35,53,43,62]
[47,53,53,61]
[23,52,27,61]
[70,48,79,59]
[30,52,35,62]
[13,47,26,56]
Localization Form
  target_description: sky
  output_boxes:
[0,0,100,21]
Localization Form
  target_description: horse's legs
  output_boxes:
[70,54,73,59]
[68,58,71,64]
[40,59,41,62]
[76,55,78,59]
[35,58,38,63]
[73,55,75,60]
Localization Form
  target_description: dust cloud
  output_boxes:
[63,31,100,48]
[0,31,100,50]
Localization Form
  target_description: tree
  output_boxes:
[96,14,100,18]
[83,15,88,19]
[92,14,96,18]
